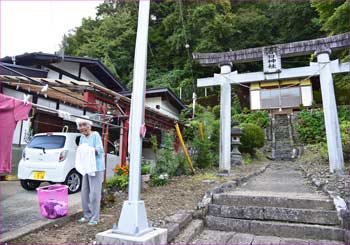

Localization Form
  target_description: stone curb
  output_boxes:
[196,163,271,217]
[0,206,82,244]
[299,164,349,242]
[161,210,194,243]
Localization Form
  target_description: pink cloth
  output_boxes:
[0,93,32,173]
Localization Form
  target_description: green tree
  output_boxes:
[63,1,324,102]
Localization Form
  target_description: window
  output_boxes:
[28,135,66,149]
[260,87,301,109]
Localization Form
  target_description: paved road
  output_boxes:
[234,161,323,195]
[0,181,81,241]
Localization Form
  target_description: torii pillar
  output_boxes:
[316,48,344,174]
[219,63,232,174]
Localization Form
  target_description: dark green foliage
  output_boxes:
[312,1,350,35]
[296,109,326,144]
[232,111,270,128]
[182,109,219,168]
[152,131,179,177]
[296,107,350,161]
[239,123,265,154]
[62,1,324,102]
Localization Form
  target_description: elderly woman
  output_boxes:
[76,117,104,226]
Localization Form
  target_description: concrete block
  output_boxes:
[344,229,350,245]
[251,235,281,245]
[193,208,207,219]
[213,193,334,210]
[279,238,309,245]
[205,216,345,241]
[95,228,167,245]
[165,211,192,229]
[173,219,203,244]
[309,240,345,245]
[227,233,254,244]
[163,223,179,243]
[209,204,339,225]
[192,230,235,245]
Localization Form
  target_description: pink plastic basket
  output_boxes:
[37,184,68,219]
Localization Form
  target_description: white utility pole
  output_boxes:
[115,0,152,236]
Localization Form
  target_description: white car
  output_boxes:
[18,132,119,194]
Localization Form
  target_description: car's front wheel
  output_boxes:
[64,170,82,194]
[20,179,41,191]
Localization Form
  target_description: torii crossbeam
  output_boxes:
[194,33,350,174]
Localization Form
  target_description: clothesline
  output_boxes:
[29,101,123,129]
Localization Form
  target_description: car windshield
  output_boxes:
[28,135,66,149]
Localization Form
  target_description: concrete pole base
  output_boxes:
[96,228,167,245]
[217,170,230,177]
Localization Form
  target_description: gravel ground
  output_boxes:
[298,149,350,201]
[10,162,268,245]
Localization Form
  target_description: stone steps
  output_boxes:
[205,216,345,241]
[191,230,345,245]
[213,192,335,210]
[208,204,340,225]
[272,114,293,160]
[172,219,203,244]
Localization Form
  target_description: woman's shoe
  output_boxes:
[88,220,98,226]
[78,217,88,223]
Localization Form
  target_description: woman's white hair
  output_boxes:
[76,116,93,129]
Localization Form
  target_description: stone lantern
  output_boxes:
[231,122,242,166]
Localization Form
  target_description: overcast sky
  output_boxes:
[1,0,103,58]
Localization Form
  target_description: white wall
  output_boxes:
[145,97,161,110]
[301,85,313,107]
[250,90,261,110]
[80,67,104,86]
[144,96,180,119]
[47,61,104,86]
[160,99,180,119]
[52,61,79,77]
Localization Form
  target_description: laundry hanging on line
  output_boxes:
[0,93,32,174]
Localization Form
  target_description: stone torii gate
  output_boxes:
[193,32,350,174]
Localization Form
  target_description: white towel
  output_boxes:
[75,143,96,176]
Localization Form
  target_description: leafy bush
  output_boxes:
[239,123,265,154]
[192,136,216,169]
[296,109,325,144]
[338,105,350,122]
[182,109,219,169]
[296,107,350,161]
[106,175,128,190]
[176,153,191,175]
[150,174,168,186]
[340,120,350,161]
[306,143,329,161]
[232,111,270,128]
[141,164,151,175]
[152,131,179,177]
